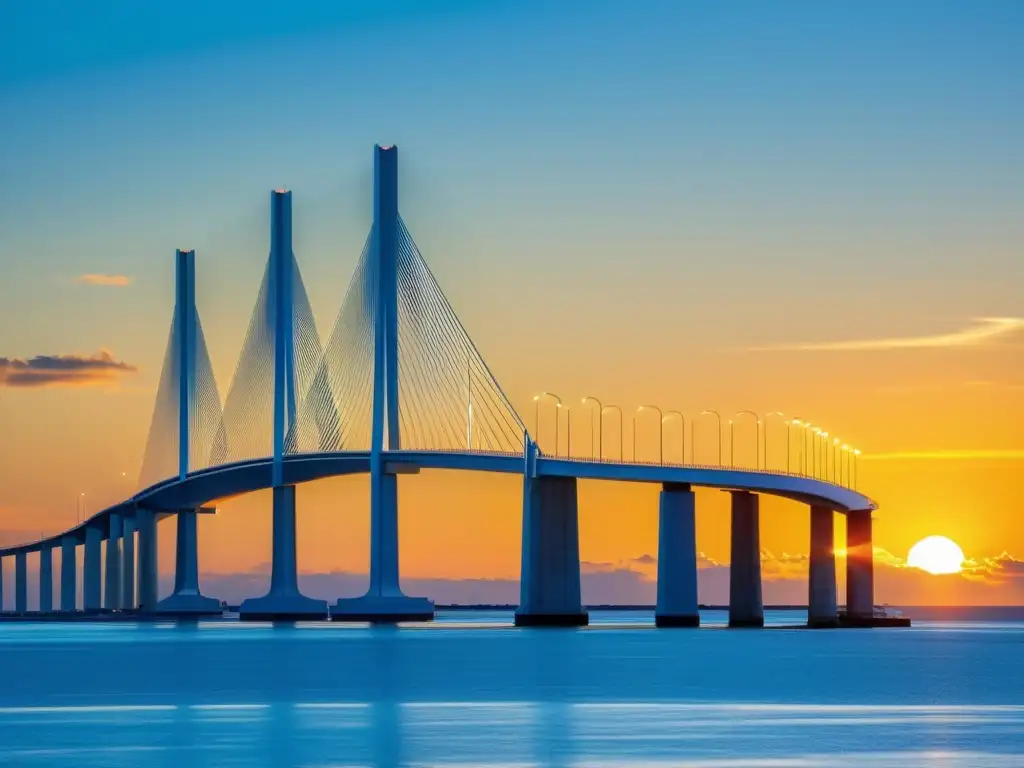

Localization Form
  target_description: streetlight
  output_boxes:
[533,392,562,455]
[791,418,809,475]
[853,449,861,489]
[732,411,760,470]
[699,410,723,466]
[582,396,603,459]
[812,428,824,479]
[663,411,685,464]
[563,405,571,458]
[77,492,85,524]
[602,404,624,460]
[635,405,663,463]
[832,438,841,483]
[841,444,851,487]
[764,412,786,472]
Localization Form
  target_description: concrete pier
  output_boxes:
[655,483,699,627]
[104,514,122,610]
[808,505,839,627]
[515,468,588,627]
[240,486,327,620]
[157,509,220,615]
[15,552,27,613]
[39,546,53,613]
[334,469,434,622]
[84,526,102,612]
[137,509,159,613]
[846,510,874,622]
[728,490,764,628]
[60,537,76,612]
[121,517,136,610]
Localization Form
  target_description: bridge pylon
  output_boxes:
[334,145,434,621]
[239,191,329,620]
[153,249,221,615]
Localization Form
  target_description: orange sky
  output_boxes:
[1,1,1022,606]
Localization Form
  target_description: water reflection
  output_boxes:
[2,616,1024,766]
[2,700,1024,766]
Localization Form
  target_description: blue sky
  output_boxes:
[0,0,1022,580]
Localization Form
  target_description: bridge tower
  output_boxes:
[334,145,434,621]
[238,192,329,619]
[153,249,222,615]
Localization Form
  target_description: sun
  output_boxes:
[907,536,965,575]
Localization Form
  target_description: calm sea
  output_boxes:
[1,609,1022,766]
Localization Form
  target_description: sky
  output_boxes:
[0,0,1022,606]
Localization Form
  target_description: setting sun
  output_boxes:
[907,536,965,575]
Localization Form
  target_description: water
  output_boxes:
[1,610,1023,766]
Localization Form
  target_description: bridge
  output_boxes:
[0,145,877,628]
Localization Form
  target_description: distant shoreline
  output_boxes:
[433,604,811,611]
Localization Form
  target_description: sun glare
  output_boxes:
[907,536,965,575]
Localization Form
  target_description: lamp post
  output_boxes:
[564,405,571,458]
[765,412,786,472]
[832,438,841,483]
[663,411,685,464]
[602,404,624,460]
[853,448,861,489]
[582,396,603,459]
[841,444,850,486]
[812,428,824,479]
[732,410,761,469]
[533,392,562,456]
[77,492,85,524]
[636,405,663,463]
[699,410,723,466]
[791,419,808,475]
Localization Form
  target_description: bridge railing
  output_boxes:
[394,447,859,492]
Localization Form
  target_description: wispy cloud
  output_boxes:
[75,274,131,287]
[862,450,1024,462]
[0,349,138,388]
[875,380,1024,395]
[748,317,1024,352]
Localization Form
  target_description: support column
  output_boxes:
[157,509,220,615]
[728,491,763,628]
[104,514,122,610]
[808,505,838,628]
[514,464,588,627]
[14,552,27,613]
[39,546,53,613]
[60,537,77,612]
[83,525,102,611]
[238,191,326,621]
[655,483,699,627]
[334,469,434,621]
[122,516,136,610]
[333,145,433,623]
[137,509,159,614]
[846,510,874,623]
[240,486,327,620]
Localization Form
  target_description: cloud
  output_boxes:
[875,379,1024,396]
[0,349,138,388]
[863,450,1024,462]
[75,274,132,287]
[961,552,1024,583]
[748,317,1024,352]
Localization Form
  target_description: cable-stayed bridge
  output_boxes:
[0,145,879,628]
